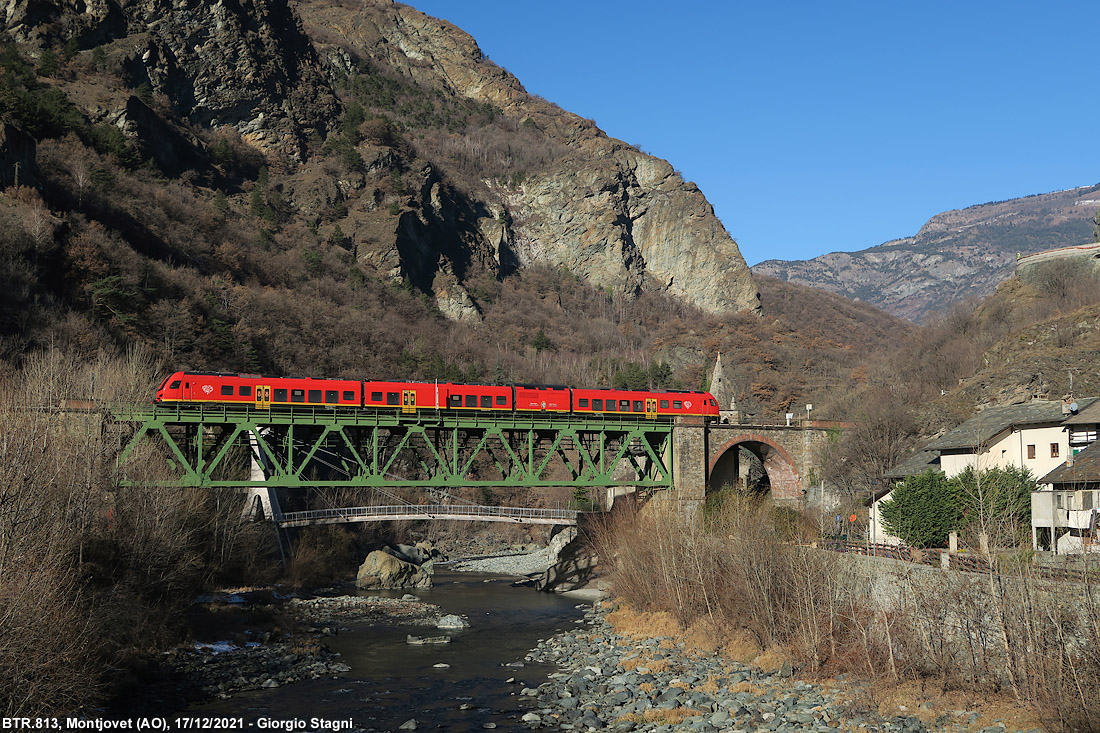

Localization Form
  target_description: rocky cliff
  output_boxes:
[1,0,757,319]
[754,185,1100,322]
[296,0,759,316]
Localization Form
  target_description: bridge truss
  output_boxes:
[112,404,675,492]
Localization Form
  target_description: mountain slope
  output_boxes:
[754,185,1100,322]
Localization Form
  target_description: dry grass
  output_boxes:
[605,602,681,639]
[616,708,706,725]
[620,657,672,675]
[728,680,770,696]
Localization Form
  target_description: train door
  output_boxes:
[645,398,658,419]
[255,385,271,410]
[402,390,416,414]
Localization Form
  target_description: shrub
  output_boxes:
[879,469,962,548]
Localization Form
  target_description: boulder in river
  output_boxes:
[356,550,432,590]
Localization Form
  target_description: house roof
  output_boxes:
[884,450,940,480]
[925,398,1098,452]
[1040,440,1100,486]
[1061,398,1100,425]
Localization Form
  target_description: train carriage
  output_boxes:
[155,371,362,409]
[571,387,719,419]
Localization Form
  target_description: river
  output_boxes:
[188,569,586,732]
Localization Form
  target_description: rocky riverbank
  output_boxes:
[166,592,460,701]
[512,601,1045,733]
[448,547,552,576]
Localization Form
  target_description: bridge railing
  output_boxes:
[275,504,579,525]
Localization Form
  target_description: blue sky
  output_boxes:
[406,1,1099,266]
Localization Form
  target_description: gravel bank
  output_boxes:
[448,549,552,576]
[168,593,452,700]
[511,600,1044,733]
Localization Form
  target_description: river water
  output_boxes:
[190,570,586,732]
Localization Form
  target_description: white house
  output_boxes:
[1034,400,1100,553]
[874,399,1096,547]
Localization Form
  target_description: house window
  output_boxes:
[1027,444,1036,460]
[1084,492,1094,511]
[1068,494,1076,510]
[1051,443,1060,458]
[1057,493,1064,509]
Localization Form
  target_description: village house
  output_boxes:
[1033,399,1100,553]
[874,399,1095,547]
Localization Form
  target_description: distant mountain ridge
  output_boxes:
[753,184,1100,322]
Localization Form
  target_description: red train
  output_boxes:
[155,371,720,420]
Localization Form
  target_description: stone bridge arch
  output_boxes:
[708,433,802,504]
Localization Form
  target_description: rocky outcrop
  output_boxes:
[755,184,1100,322]
[356,549,432,590]
[4,0,339,160]
[298,0,760,316]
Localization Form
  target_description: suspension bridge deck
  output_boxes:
[275,504,579,527]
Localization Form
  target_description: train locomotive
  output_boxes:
[155,371,721,420]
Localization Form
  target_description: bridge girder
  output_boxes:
[112,404,675,491]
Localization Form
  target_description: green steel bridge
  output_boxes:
[112,403,676,525]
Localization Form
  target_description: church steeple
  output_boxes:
[709,352,737,420]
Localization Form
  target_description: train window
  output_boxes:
[291,389,305,403]
[480,395,492,408]
[274,389,287,402]
[673,400,683,409]
[449,395,462,407]
[386,392,400,405]
[593,399,603,410]
[496,395,507,405]
[169,380,181,389]
[221,385,234,395]
[371,391,383,402]
[239,386,252,397]
[620,400,631,411]
[579,398,589,408]
[606,400,616,412]
[343,391,355,401]
[325,390,338,404]
[633,401,643,412]
[465,395,477,408]
[660,399,669,409]
[308,390,322,403]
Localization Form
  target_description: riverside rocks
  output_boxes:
[512,601,1044,733]
[169,593,454,700]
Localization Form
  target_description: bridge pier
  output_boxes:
[667,417,707,517]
